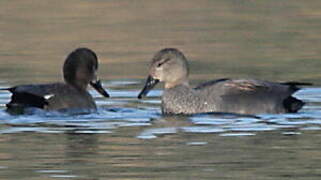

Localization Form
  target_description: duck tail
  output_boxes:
[0,87,15,92]
[283,96,304,113]
[7,92,49,109]
[281,81,312,92]
[281,81,313,86]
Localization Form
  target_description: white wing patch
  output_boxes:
[44,94,55,100]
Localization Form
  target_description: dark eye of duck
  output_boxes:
[157,58,170,67]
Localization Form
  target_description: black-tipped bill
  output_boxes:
[90,80,110,98]
[138,75,159,99]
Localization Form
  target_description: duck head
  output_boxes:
[138,48,189,99]
[63,48,109,97]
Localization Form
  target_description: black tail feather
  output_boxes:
[7,92,49,109]
[281,81,312,92]
[281,81,313,86]
[0,87,15,92]
[283,96,304,113]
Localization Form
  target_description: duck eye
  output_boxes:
[156,58,170,67]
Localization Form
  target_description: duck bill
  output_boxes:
[138,75,159,99]
[90,80,110,98]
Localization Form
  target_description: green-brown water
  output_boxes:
[1,1,321,179]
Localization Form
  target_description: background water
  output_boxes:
[1,0,321,179]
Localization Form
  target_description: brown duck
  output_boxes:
[2,48,109,114]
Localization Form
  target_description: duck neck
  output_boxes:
[165,79,189,89]
[67,80,88,91]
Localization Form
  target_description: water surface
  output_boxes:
[1,0,321,179]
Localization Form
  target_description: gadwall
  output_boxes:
[138,48,311,115]
[2,48,109,114]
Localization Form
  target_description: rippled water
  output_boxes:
[2,0,321,179]
[0,80,320,136]
[1,80,321,179]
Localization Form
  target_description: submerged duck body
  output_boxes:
[3,48,109,114]
[138,48,310,115]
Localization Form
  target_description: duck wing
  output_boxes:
[195,79,311,114]
[194,78,230,90]
[221,79,311,113]
[220,80,311,95]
